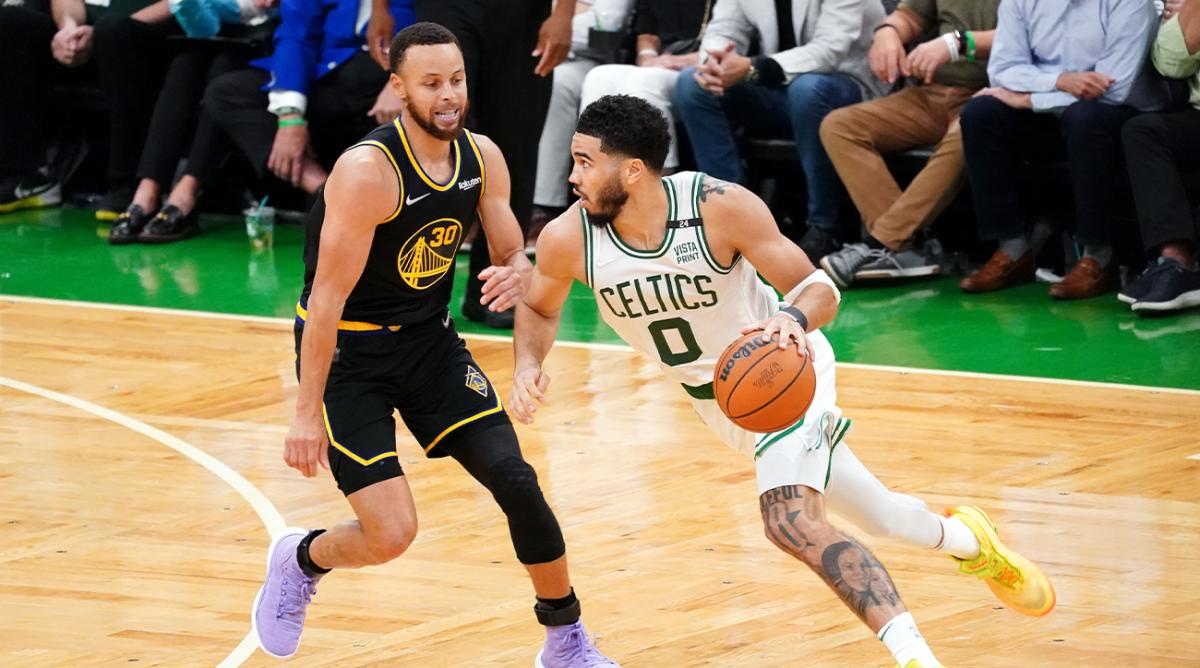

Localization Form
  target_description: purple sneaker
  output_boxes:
[535,621,620,667]
[252,528,320,658]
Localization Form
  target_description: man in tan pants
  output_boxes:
[818,0,998,288]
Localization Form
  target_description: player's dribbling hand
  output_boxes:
[510,366,550,425]
[284,413,329,478]
[741,314,814,359]
[478,265,525,312]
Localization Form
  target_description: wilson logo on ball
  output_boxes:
[718,337,770,382]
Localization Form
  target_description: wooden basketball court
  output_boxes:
[3,297,1199,667]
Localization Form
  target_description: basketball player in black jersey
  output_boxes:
[251,23,618,667]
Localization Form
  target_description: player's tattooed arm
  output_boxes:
[699,175,738,203]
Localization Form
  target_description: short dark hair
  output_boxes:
[576,95,670,173]
[389,22,461,74]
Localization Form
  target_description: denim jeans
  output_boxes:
[674,68,862,232]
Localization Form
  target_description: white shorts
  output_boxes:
[687,330,851,496]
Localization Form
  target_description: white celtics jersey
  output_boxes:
[583,172,781,395]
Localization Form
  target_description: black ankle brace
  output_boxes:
[296,529,331,577]
[534,588,580,626]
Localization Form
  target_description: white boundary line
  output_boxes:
[5,294,1199,396]
[0,374,276,667]
[1187,454,1200,461]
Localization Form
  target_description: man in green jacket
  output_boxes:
[1120,0,1200,315]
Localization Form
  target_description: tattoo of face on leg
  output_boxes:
[699,175,735,203]
[821,541,903,617]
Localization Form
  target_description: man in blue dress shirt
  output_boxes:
[957,0,1169,300]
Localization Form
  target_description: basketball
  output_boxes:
[713,332,816,433]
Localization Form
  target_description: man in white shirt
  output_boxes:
[673,0,887,261]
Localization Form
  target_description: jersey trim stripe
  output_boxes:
[689,173,738,275]
[423,393,504,453]
[697,223,737,275]
[296,301,401,333]
[464,130,486,198]
[351,140,405,222]
[394,117,462,192]
[581,208,594,288]
[323,403,400,466]
[602,178,678,259]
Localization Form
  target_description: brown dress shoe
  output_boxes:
[1049,256,1119,300]
[960,249,1036,293]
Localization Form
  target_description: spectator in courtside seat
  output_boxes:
[673,0,888,262]
[138,0,415,242]
[958,0,1169,300]
[107,0,278,243]
[819,0,998,289]
[1119,0,1200,315]
[0,0,166,215]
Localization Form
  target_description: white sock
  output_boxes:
[878,612,938,667]
[937,515,981,560]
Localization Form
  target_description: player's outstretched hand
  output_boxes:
[284,413,330,478]
[478,265,525,312]
[741,314,814,359]
[510,366,550,425]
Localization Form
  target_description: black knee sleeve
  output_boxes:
[484,456,566,565]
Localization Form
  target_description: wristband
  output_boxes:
[637,48,659,59]
[941,33,961,63]
[873,23,900,35]
[278,117,307,127]
[965,31,977,62]
[779,305,809,332]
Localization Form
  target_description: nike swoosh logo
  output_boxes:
[405,193,431,206]
[13,183,53,200]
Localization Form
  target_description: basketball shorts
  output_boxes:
[293,311,510,496]
[688,329,851,496]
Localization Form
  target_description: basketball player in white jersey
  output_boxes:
[510,95,1056,668]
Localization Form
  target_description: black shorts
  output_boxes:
[294,312,510,496]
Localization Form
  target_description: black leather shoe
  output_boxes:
[799,226,841,263]
[139,204,199,243]
[461,299,515,329]
[108,204,156,245]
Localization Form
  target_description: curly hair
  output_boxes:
[576,95,670,173]
[389,22,461,75]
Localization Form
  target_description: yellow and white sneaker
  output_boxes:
[895,661,946,668]
[946,505,1056,617]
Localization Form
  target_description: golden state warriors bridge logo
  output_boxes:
[398,217,462,289]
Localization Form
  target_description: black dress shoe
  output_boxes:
[799,226,841,263]
[139,204,199,243]
[461,299,515,329]
[108,204,156,245]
